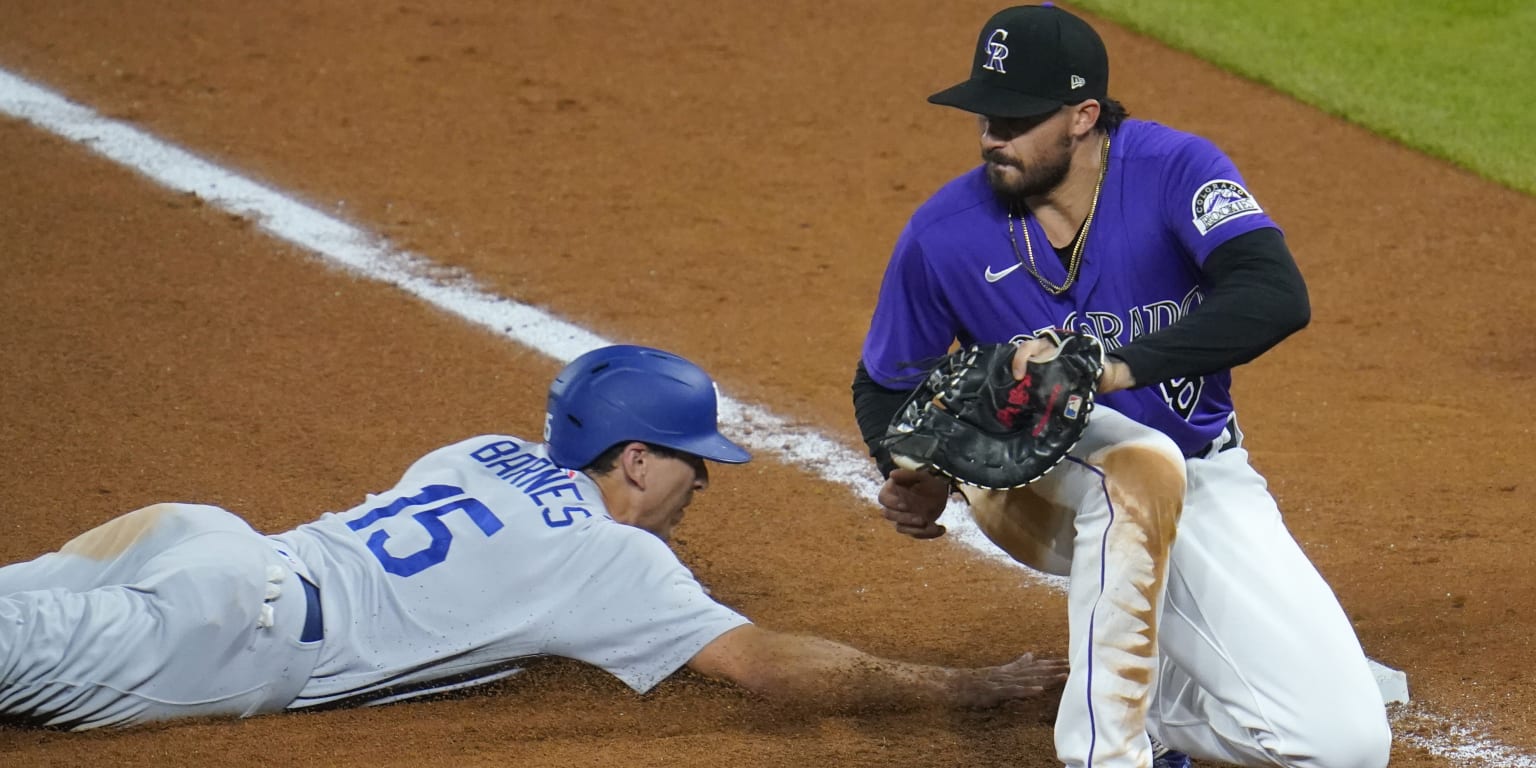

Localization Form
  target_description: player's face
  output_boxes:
[633,450,710,542]
[979,110,1074,200]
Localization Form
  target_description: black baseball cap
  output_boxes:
[928,4,1109,118]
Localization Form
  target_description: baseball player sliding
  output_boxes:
[852,6,1390,768]
[0,345,1067,730]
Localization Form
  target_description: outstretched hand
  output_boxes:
[951,652,1071,708]
[877,468,952,539]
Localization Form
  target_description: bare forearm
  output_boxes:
[738,632,959,710]
[688,626,1059,711]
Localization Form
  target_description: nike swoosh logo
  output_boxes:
[984,263,1022,283]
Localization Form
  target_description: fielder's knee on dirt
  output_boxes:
[1269,701,1391,768]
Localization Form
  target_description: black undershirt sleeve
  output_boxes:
[851,362,911,477]
[1109,227,1310,387]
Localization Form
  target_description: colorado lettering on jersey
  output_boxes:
[1010,284,1209,420]
[1012,286,1203,354]
[469,440,594,526]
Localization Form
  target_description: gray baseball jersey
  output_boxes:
[272,435,750,709]
[0,435,749,728]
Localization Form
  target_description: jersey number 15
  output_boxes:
[345,484,503,577]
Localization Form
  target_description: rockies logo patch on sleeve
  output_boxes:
[1190,179,1262,235]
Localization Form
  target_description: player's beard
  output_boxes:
[983,131,1073,203]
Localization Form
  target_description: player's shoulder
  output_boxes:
[435,433,536,451]
[908,167,995,237]
[1115,118,1229,167]
[422,433,541,459]
[397,433,548,476]
[580,516,693,574]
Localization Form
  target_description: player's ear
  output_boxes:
[618,442,650,488]
[1070,100,1101,138]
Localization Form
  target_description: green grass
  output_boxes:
[1068,0,1536,195]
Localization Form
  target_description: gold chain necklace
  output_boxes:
[1006,134,1112,296]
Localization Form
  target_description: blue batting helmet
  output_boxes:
[545,345,752,470]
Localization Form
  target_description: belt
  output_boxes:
[1195,414,1243,459]
[298,575,324,644]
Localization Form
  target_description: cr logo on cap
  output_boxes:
[982,29,1009,73]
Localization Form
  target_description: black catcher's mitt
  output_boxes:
[881,330,1105,489]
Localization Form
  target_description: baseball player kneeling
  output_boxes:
[853,5,1393,767]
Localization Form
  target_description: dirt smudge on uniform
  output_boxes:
[1091,442,1186,738]
[962,484,1075,577]
[1099,443,1184,626]
[60,504,170,560]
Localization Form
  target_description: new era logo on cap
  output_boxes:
[928,4,1109,118]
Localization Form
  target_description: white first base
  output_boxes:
[1370,660,1410,704]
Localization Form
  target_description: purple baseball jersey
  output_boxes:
[862,119,1279,456]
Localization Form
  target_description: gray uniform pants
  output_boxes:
[0,503,320,730]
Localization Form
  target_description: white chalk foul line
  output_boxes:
[0,66,1498,763]
[1394,706,1536,768]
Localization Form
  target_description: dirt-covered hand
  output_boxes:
[949,652,1071,708]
